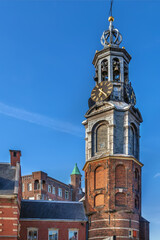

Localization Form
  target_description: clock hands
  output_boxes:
[98,88,108,98]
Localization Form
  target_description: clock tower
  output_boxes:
[83,16,149,240]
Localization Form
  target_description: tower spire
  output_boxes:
[101,0,122,47]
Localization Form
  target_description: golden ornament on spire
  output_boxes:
[108,16,114,22]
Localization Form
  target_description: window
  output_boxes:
[28,183,32,191]
[48,185,51,193]
[58,188,62,197]
[65,190,69,199]
[52,186,55,194]
[92,121,109,156]
[48,229,58,240]
[27,228,38,240]
[69,229,78,240]
[22,183,24,192]
[29,197,34,200]
[13,151,17,157]
[34,180,40,190]
[113,57,120,82]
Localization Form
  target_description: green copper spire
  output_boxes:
[71,163,81,175]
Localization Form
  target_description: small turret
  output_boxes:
[70,163,83,201]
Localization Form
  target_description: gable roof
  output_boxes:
[20,200,87,222]
[0,163,17,195]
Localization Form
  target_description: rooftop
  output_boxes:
[20,200,87,221]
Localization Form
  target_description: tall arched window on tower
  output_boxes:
[101,59,108,81]
[130,123,139,159]
[113,58,120,82]
[92,121,109,156]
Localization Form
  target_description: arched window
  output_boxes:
[34,180,40,190]
[92,121,108,156]
[101,59,108,81]
[115,192,126,206]
[94,166,104,189]
[94,194,104,207]
[130,123,139,159]
[115,165,126,188]
[113,58,120,82]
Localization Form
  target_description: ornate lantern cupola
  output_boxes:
[90,16,136,106]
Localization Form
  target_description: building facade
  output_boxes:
[20,200,87,240]
[0,150,21,240]
[22,163,84,202]
[83,16,149,239]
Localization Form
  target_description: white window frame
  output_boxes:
[58,188,62,197]
[65,190,69,199]
[27,227,38,240]
[52,186,55,194]
[48,185,51,193]
[22,183,24,192]
[48,228,58,240]
[68,229,78,240]
[28,183,32,191]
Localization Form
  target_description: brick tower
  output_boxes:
[70,163,84,201]
[83,16,149,239]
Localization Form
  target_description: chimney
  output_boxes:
[9,150,21,167]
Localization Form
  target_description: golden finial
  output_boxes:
[122,46,125,49]
[108,16,114,22]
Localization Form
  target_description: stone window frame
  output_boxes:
[52,186,56,195]
[27,227,38,240]
[28,183,32,192]
[92,120,109,156]
[65,190,69,199]
[22,183,24,192]
[48,228,59,240]
[130,122,139,159]
[58,187,62,198]
[48,185,52,193]
[68,228,78,240]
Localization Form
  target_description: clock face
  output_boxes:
[125,84,136,106]
[91,81,113,102]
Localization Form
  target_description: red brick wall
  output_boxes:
[0,198,19,239]
[20,220,86,240]
[84,156,142,239]
[22,171,72,201]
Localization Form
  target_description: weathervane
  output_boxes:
[101,0,122,47]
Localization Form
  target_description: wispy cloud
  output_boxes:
[154,173,160,178]
[0,102,83,137]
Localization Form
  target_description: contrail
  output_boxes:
[0,102,83,137]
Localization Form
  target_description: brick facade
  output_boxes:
[22,171,72,201]
[0,150,22,240]
[84,156,142,239]
[20,220,86,240]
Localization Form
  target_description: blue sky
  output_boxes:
[0,0,159,239]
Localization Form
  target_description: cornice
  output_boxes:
[83,155,143,171]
